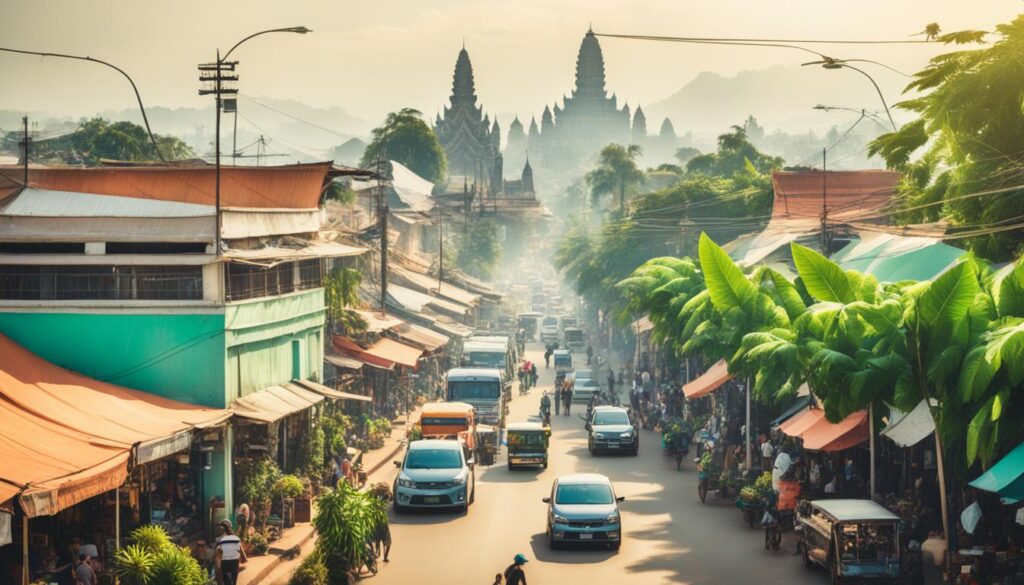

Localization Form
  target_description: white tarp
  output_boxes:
[389,161,435,213]
[881,399,936,447]
[136,429,193,465]
[0,512,10,547]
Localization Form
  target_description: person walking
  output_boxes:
[606,369,616,397]
[530,362,538,388]
[503,554,529,585]
[564,384,573,416]
[586,345,594,366]
[214,520,246,585]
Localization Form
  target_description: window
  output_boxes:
[555,484,614,505]
[106,242,208,254]
[224,260,324,302]
[0,265,202,300]
[404,448,462,470]
[447,380,501,400]
[593,411,630,426]
[0,242,85,254]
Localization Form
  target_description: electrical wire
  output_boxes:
[594,32,945,46]
[239,93,350,139]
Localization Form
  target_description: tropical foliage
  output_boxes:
[324,267,366,334]
[455,217,501,280]
[586,143,646,212]
[311,483,388,582]
[868,18,1024,260]
[27,118,194,165]
[360,108,447,183]
[114,525,207,585]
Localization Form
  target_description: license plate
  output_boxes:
[579,533,594,540]
[424,496,440,504]
[607,442,619,448]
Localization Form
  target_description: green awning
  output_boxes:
[831,234,965,283]
[969,441,1024,504]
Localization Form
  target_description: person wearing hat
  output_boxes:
[503,553,529,585]
[215,519,246,585]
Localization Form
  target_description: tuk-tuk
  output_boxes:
[553,349,573,373]
[506,421,549,470]
[799,499,900,583]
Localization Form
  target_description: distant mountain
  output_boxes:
[647,65,908,144]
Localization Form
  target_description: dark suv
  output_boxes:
[586,406,639,455]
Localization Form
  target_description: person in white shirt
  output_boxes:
[215,520,246,585]
[771,450,792,492]
[759,434,774,470]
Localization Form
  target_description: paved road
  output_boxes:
[370,343,826,585]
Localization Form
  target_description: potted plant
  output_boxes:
[273,474,305,528]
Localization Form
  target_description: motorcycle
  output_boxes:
[762,497,782,551]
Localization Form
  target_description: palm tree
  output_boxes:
[586,144,645,213]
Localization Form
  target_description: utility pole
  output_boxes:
[437,213,444,294]
[198,55,238,256]
[820,147,829,254]
[18,116,30,186]
[376,158,389,316]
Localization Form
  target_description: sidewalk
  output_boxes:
[242,407,420,585]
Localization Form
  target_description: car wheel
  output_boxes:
[611,540,621,551]
[507,461,515,471]
[543,458,548,469]
[547,529,558,550]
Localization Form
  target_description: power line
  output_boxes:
[594,32,945,46]
[239,93,350,139]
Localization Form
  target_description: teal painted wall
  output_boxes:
[224,289,325,401]
[0,311,228,407]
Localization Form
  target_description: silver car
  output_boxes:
[543,473,625,550]
[393,439,476,513]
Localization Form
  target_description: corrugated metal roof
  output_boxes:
[0,162,331,209]
[223,241,368,266]
[1,188,214,218]
[771,170,899,222]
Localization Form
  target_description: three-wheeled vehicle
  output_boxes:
[553,349,573,373]
[799,499,901,584]
[506,421,550,470]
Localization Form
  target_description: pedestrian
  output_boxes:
[808,459,822,496]
[503,553,529,585]
[215,520,246,585]
[554,383,561,415]
[607,369,615,395]
[565,385,573,415]
[759,433,774,471]
[75,549,96,585]
[57,538,82,585]
[530,362,538,387]
[544,347,552,368]
[586,345,593,365]
[517,368,526,391]
[492,573,503,585]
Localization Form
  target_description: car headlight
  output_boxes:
[397,478,415,488]
[605,511,620,524]
[619,431,633,438]
[452,474,467,485]
[553,514,568,524]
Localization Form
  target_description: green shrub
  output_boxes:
[149,545,206,585]
[289,553,328,585]
[130,524,171,553]
[313,484,387,583]
[114,526,205,585]
[273,474,306,499]
[113,544,155,585]
[239,457,282,507]
[297,424,326,480]
[248,529,270,556]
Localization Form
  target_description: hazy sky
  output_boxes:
[2,1,1019,133]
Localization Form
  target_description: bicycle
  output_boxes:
[348,542,379,581]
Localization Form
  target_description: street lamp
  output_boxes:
[803,58,898,131]
[198,26,311,255]
[0,46,165,161]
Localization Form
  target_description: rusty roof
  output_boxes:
[771,170,900,222]
[0,162,332,209]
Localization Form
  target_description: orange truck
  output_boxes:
[420,402,478,453]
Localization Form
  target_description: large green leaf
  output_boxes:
[993,261,1024,318]
[966,398,994,466]
[790,243,855,303]
[958,345,995,402]
[984,320,1024,385]
[918,261,978,329]
[762,268,807,320]
[698,233,758,315]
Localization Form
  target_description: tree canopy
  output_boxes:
[687,126,784,177]
[869,18,1024,260]
[361,108,447,183]
[585,143,646,213]
[456,217,501,280]
[28,118,194,165]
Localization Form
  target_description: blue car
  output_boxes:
[543,473,625,550]
[393,439,476,513]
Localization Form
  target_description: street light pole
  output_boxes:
[198,27,311,256]
[803,59,898,131]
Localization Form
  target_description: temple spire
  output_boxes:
[452,46,477,106]
[574,28,607,99]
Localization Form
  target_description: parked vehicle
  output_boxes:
[517,312,543,342]
[799,499,901,584]
[543,473,624,550]
[507,421,549,470]
[446,368,505,428]
[468,334,518,369]
[540,315,560,343]
[564,327,585,352]
[586,406,639,455]
[393,439,476,513]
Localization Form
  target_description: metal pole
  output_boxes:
[821,147,828,253]
[745,378,752,475]
[215,50,222,257]
[378,159,389,316]
[232,109,238,165]
[869,403,876,501]
[438,214,443,294]
[115,485,121,585]
[21,116,28,186]
[21,515,28,585]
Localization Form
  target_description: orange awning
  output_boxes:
[333,337,396,370]
[801,411,869,452]
[365,337,423,369]
[0,333,231,515]
[779,408,825,437]
[683,360,733,400]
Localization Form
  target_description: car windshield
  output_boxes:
[556,484,614,505]
[509,432,545,446]
[593,411,630,425]
[405,448,462,469]
[467,352,505,368]
[543,317,558,326]
[449,380,500,400]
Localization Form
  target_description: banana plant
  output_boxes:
[616,256,705,346]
